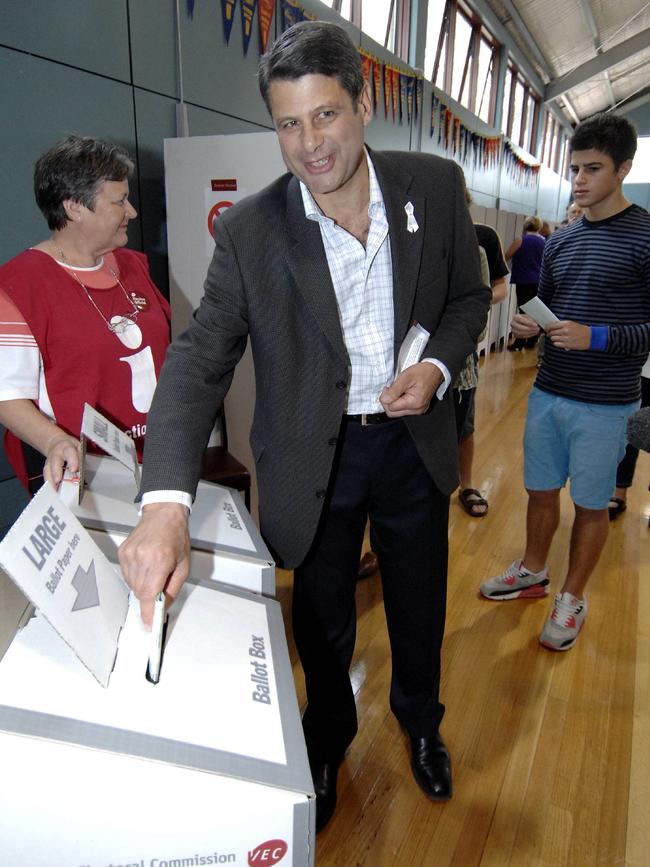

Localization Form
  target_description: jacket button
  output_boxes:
[335,380,347,390]
[328,437,337,446]
[316,489,327,499]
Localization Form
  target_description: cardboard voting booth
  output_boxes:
[0,484,315,866]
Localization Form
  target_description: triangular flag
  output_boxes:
[258,0,275,53]
[240,0,256,55]
[222,0,237,44]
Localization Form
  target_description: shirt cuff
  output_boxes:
[140,490,193,514]
[589,326,608,351]
[421,358,451,399]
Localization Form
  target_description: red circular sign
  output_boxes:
[207,200,233,238]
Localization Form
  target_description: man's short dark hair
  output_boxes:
[258,20,364,114]
[570,112,637,168]
[34,134,134,230]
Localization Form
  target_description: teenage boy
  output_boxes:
[480,112,650,651]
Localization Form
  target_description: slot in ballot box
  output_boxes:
[0,548,314,864]
[69,454,275,596]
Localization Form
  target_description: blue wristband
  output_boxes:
[589,325,608,351]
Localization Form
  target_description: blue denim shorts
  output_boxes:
[523,387,639,509]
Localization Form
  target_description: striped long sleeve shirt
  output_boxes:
[535,204,650,405]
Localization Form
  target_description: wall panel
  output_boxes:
[0,0,130,80]
[1,48,137,263]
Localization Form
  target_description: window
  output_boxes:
[476,36,494,124]
[360,0,395,50]
[624,137,650,183]
[451,10,472,104]
[542,112,555,167]
[320,0,352,18]
[520,91,542,154]
[511,77,525,145]
[424,0,448,82]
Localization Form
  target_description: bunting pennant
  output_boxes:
[258,0,275,53]
[453,117,459,155]
[503,138,540,186]
[430,95,437,138]
[391,68,399,123]
[186,0,196,18]
[240,0,256,55]
[399,72,408,124]
[221,0,237,43]
[438,103,445,145]
[372,58,381,112]
[383,65,391,120]
[406,76,415,124]
[360,51,371,89]
[280,0,313,30]
[416,77,423,121]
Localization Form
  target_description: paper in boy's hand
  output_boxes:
[521,297,560,331]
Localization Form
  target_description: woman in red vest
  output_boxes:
[0,135,170,492]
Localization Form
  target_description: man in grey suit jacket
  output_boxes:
[120,21,490,832]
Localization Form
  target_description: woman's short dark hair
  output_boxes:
[570,112,637,168]
[258,21,364,114]
[34,135,134,230]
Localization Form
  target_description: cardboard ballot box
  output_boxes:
[0,505,314,865]
[0,485,314,866]
[71,454,275,596]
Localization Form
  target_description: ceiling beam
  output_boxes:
[577,0,615,109]
[545,28,650,102]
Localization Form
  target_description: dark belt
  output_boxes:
[345,412,391,426]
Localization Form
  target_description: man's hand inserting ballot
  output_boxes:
[118,502,191,628]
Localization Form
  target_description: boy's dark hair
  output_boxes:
[34,134,134,231]
[258,21,364,114]
[570,112,637,168]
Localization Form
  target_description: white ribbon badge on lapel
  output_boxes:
[404,201,419,233]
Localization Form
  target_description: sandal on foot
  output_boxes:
[608,497,627,520]
[459,488,488,517]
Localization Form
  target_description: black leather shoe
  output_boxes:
[409,734,452,801]
[358,551,379,580]
[310,758,341,832]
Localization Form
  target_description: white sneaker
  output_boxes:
[480,559,550,601]
[539,592,588,651]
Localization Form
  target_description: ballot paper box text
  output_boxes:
[73,455,275,596]
[0,580,315,867]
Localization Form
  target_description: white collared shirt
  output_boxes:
[299,152,393,414]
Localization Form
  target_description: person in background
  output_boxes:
[118,21,490,832]
[0,135,170,492]
[455,193,509,517]
[481,112,650,651]
[567,201,584,224]
[609,353,650,520]
[505,215,546,351]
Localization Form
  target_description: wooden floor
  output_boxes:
[275,347,650,867]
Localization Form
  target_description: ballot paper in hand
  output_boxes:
[396,322,431,375]
[521,297,560,331]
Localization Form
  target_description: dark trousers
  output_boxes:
[511,283,540,349]
[293,417,449,762]
[616,376,650,488]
